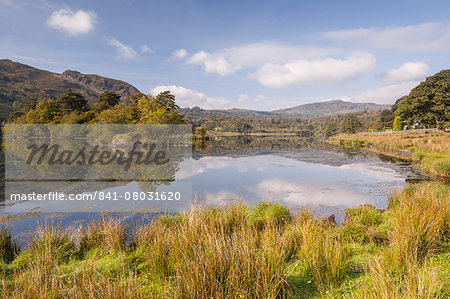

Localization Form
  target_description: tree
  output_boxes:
[93,103,137,124]
[377,109,395,130]
[98,91,121,108]
[393,116,402,131]
[324,121,338,137]
[137,92,184,124]
[341,114,363,134]
[21,98,37,113]
[35,99,60,123]
[57,89,89,114]
[395,70,450,129]
[195,126,208,139]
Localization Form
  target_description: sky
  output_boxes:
[1,0,450,110]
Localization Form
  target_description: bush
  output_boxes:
[0,226,19,263]
[248,202,291,229]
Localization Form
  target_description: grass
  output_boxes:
[0,182,448,298]
[330,131,450,177]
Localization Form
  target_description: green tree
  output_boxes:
[98,91,121,108]
[21,98,37,113]
[137,92,184,124]
[35,99,60,123]
[324,121,338,137]
[395,70,450,129]
[93,103,138,124]
[377,109,395,130]
[57,89,89,114]
[393,116,402,131]
[195,126,208,138]
[341,114,363,134]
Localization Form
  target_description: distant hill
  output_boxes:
[0,59,140,121]
[182,100,389,120]
[180,106,281,119]
[273,99,389,118]
[0,59,389,122]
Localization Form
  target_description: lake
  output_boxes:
[0,135,428,244]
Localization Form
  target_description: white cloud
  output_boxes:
[107,38,138,59]
[172,49,188,59]
[254,178,371,207]
[141,45,154,54]
[344,81,418,104]
[339,164,404,181]
[46,9,96,35]
[255,51,376,88]
[383,62,429,83]
[187,50,240,75]
[151,85,230,109]
[176,157,232,180]
[185,42,341,76]
[322,22,450,51]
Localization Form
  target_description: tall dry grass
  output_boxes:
[79,215,126,253]
[135,203,294,298]
[387,182,449,268]
[299,218,350,290]
[331,132,450,176]
[351,257,443,299]
[0,186,448,298]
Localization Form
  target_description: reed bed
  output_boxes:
[0,182,448,298]
[331,132,450,177]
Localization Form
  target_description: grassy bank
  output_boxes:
[0,182,448,298]
[330,131,450,177]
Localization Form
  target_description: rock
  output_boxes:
[322,214,337,226]
[60,70,140,98]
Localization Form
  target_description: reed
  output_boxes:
[0,183,448,298]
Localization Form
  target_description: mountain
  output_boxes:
[273,99,389,118]
[182,100,389,120]
[0,59,140,119]
[0,59,388,122]
[180,106,281,119]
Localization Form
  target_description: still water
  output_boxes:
[1,136,427,243]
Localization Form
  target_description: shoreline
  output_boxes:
[329,131,450,179]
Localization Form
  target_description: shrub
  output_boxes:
[0,226,19,263]
[249,202,291,229]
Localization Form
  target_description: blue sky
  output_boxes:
[1,0,450,110]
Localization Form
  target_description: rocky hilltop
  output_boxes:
[60,70,140,96]
[0,59,140,104]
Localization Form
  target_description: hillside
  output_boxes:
[180,106,281,119]
[182,100,388,120]
[0,59,389,123]
[273,99,389,118]
[0,59,140,120]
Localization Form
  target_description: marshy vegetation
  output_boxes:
[0,182,448,298]
[331,131,450,177]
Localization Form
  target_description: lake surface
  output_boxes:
[1,136,428,243]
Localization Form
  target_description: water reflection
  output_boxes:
[1,135,429,240]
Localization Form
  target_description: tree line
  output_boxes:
[8,90,184,125]
[7,69,449,135]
